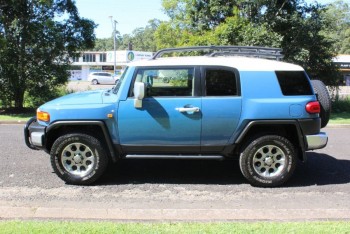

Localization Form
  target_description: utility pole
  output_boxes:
[109,16,118,75]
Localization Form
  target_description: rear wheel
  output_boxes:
[239,135,296,187]
[50,133,108,185]
[91,79,98,85]
[311,80,331,128]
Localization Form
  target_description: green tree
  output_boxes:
[119,19,160,51]
[321,0,350,54]
[159,0,341,85]
[93,38,113,51]
[162,0,237,31]
[0,0,96,108]
[155,21,183,49]
[256,0,341,85]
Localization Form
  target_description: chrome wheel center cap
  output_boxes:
[73,154,83,164]
[264,157,274,166]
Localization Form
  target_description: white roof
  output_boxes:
[129,56,304,71]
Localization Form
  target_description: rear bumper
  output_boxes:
[306,132,328,150]
[24,117,46,150]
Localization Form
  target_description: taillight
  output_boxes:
[306,101,320,114]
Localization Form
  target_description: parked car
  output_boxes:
[24,46,330,187]
[87,72,119,85]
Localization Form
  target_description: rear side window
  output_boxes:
[205,69,238,96]
[276,71,313,95]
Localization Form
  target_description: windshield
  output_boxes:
[113,66,129,94]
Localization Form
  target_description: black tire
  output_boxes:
[239,135,297,187]
[311,80,331,128]
[50,133,108,185]
[91,79,98,85]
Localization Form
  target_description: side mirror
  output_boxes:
[133,82,145,108]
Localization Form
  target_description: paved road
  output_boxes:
[1,125,350,221]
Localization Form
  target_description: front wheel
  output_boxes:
[50,133,108,185]
[91,79,98,85]
[239,135,296,187]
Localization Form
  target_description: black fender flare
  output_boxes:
[46,120,118,162]
[234,120,307,161]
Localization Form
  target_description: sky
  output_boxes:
[75,0,168,38]
[75,0,348,39]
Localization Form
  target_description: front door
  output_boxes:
[118,66,201,154]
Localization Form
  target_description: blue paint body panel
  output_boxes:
[35,66,319,152]
[201,97,242,146]
[118,97,201,147]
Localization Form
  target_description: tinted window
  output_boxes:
[276,71,313,95]
[205,69,237,96]
[134,68,194,97]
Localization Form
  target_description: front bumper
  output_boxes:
[306,132,328,150]
[24,117,46,150]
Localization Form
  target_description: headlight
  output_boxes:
[37,109,50,122]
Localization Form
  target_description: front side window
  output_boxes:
[205,68,238,96]
[134,67,195,97]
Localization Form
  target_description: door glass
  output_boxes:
[134,68,194,97]
[205,69,237,96]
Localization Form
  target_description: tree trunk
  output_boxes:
[14,88,25,109]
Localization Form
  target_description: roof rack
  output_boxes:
[152,46,284,61]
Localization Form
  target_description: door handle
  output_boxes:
[176,107,200,113]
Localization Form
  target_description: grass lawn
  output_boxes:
[329,112,350,124]
[0,113,34,121]
[0,108,35,121]
[1,221,350,234]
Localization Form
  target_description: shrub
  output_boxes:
[23,85,74,108]
[332,96,350,113]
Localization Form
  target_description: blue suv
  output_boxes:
[24,46,329,187]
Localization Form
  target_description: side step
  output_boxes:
[124,155,225,160]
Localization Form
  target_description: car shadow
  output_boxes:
[98,159,244,185]
[97,152,350,187]
[287,152,350,187]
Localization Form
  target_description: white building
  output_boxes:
[333,54,350,86]
[69,50,153,80]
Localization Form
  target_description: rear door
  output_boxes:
[200,66,242,152]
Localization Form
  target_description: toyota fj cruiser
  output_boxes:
[24,46,330,187]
